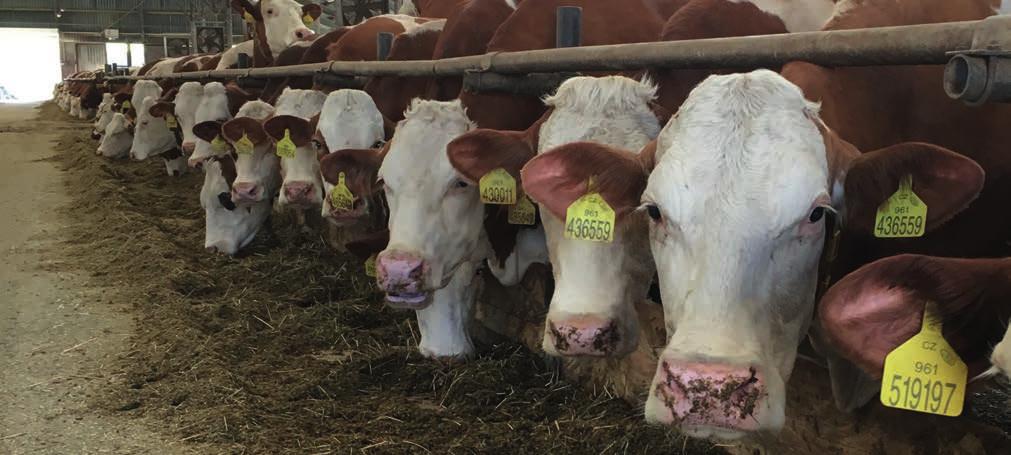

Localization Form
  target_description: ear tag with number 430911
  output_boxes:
[276,129,296,159]
[479,168,516,205]
[235,133,254,155]
[165,114,178,129]
[565,177,615,243]
[365,254,377,278]
[880,302,967,416]
[211,135,227,152]
[874,175,927,238]
[508,193,536,225]
[330,172,354,211]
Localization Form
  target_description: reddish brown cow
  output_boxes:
[363,19,447,121]
[400,0,471,18]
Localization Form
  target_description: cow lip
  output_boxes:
[385,292,431,309]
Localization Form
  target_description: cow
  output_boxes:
[92,93,115,139]
[93,79,162,160]
[221,101,284,207]
[215,40,255,70]
[130,93,187,176]
[230,0,323,67]
[198,100,276,254]
[362,18,447,122]
[446,76,661,358]
[258,88,328,208]
[97,113,134,159]
[188,82,258,167]
[149,81,205,159]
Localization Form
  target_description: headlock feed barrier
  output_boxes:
[65,9,1011,106]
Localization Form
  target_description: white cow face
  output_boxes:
[97,113,133,159]
[222,101,279,206]
[190,82,234,167]
[641,71,830,438]
[315,90,387,219]
[131,96,176,161]
[174,82,205,153]
[267,88,327,208]
[376,99,481,358]
[201,156,270,255]
[528,76,660,357]
[240,0,319,57]
[92,93,115,139]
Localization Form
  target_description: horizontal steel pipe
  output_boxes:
[69,16,1009,83]
[463,71,580,96]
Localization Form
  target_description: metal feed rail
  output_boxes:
[64,13,1011,105]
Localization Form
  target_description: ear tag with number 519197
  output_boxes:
[874,175,927,238]
[564,177,615,243]
[880,302,967,416]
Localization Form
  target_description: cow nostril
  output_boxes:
[295,31,304,39]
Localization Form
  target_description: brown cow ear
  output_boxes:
[231,0,260,20]
[521,141,647,221]
[302,3,322,20]
[843,142,984,234]
[193,120,224,142]
[262,115,312,146]
[149,102,175,118]
[818,254,1011,381]
[446,129,536,186]
[222,117,268,145]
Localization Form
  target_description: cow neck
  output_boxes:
[252,19,274,67]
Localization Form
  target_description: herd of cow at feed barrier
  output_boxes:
[48,0,1011,444]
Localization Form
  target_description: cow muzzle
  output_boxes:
[544,314,626,357]
[231,182,262,204]
[282,181,317,206]
[376,249,431,309]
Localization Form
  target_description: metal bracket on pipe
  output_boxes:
[462,71,579,96]
[943,15,1011,105]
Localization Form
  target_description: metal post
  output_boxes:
[377,32,394,61]
[555,6,582,48]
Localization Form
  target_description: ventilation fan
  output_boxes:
[196,27,225,54]
[165,38,190,57]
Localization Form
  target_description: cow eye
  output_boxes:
[311,139,324,152]
[645,203,662,222]
[809,207,826,223]
[454,179,469,189]
[266,9,274,15]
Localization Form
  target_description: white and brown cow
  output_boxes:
[149,81,205,157]
[189,82,257,167]
[130,93,187,176]
[230,0,322,67]
[260,88,327,208]
[92,93,116,139]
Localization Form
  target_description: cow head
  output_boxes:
[97,112,134,159]
[376,99,480,358]
[319,147,386,225]
[154,81,205,155]
[201,154,270,255]
[634,70,983,438]
[222,101,278,206]
[189,82,247,167]
[92,93,115,139]
[131,96,176,162]
[232,0,321,58]
[264,88,327,208]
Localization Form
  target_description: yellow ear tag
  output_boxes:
[121,100,132,112]
[235,133,254,155]
[564,177,615,243]
[329,172,355,211]
[364,254,377,278]
[880,302,967,416]
[479,168,516,205]
[243,11,255,23]
[211,135,227,152]
[276,129,296,159]
[874,175,927,238]
[165,113,178,129]
[302,13,315,26]
[508,193,537,226]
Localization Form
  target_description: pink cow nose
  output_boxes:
[546,315,621,357]
[376,250,430,309]
[651,360,766,431]
[182,142,195,154]
[283,181,315,204]
[294,28,315,41]
[231,182,261,202]
[187,157,204,169]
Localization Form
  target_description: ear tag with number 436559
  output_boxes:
[211,135,227,152]
[276,129,296,159]
[329,172,354,211]
[479,168,516,205]
[880,302,967,416]
[235,133,254,155]
[508,193,536,226]
[564,177,615,243]
[874,175,927,238]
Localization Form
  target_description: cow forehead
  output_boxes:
[263,0,302,11]
[196,84,230,123]
[646,71,828,232]
[380,100,473,182]
[275,89,326,118]
[539,76,660,150]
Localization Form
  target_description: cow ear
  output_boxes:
[843,142,984,234]
[818,254,1008,380]
[320,148,384,197]
[263,115,312,147]
[302,3,323,20]
[222,117,269,145]
[447,129,536,187]
[149,102,175,118]
[231,0,260,20]
[193,120,224,142]
[521,141,648,221]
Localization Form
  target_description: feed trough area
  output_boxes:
[6,1,1011,453]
